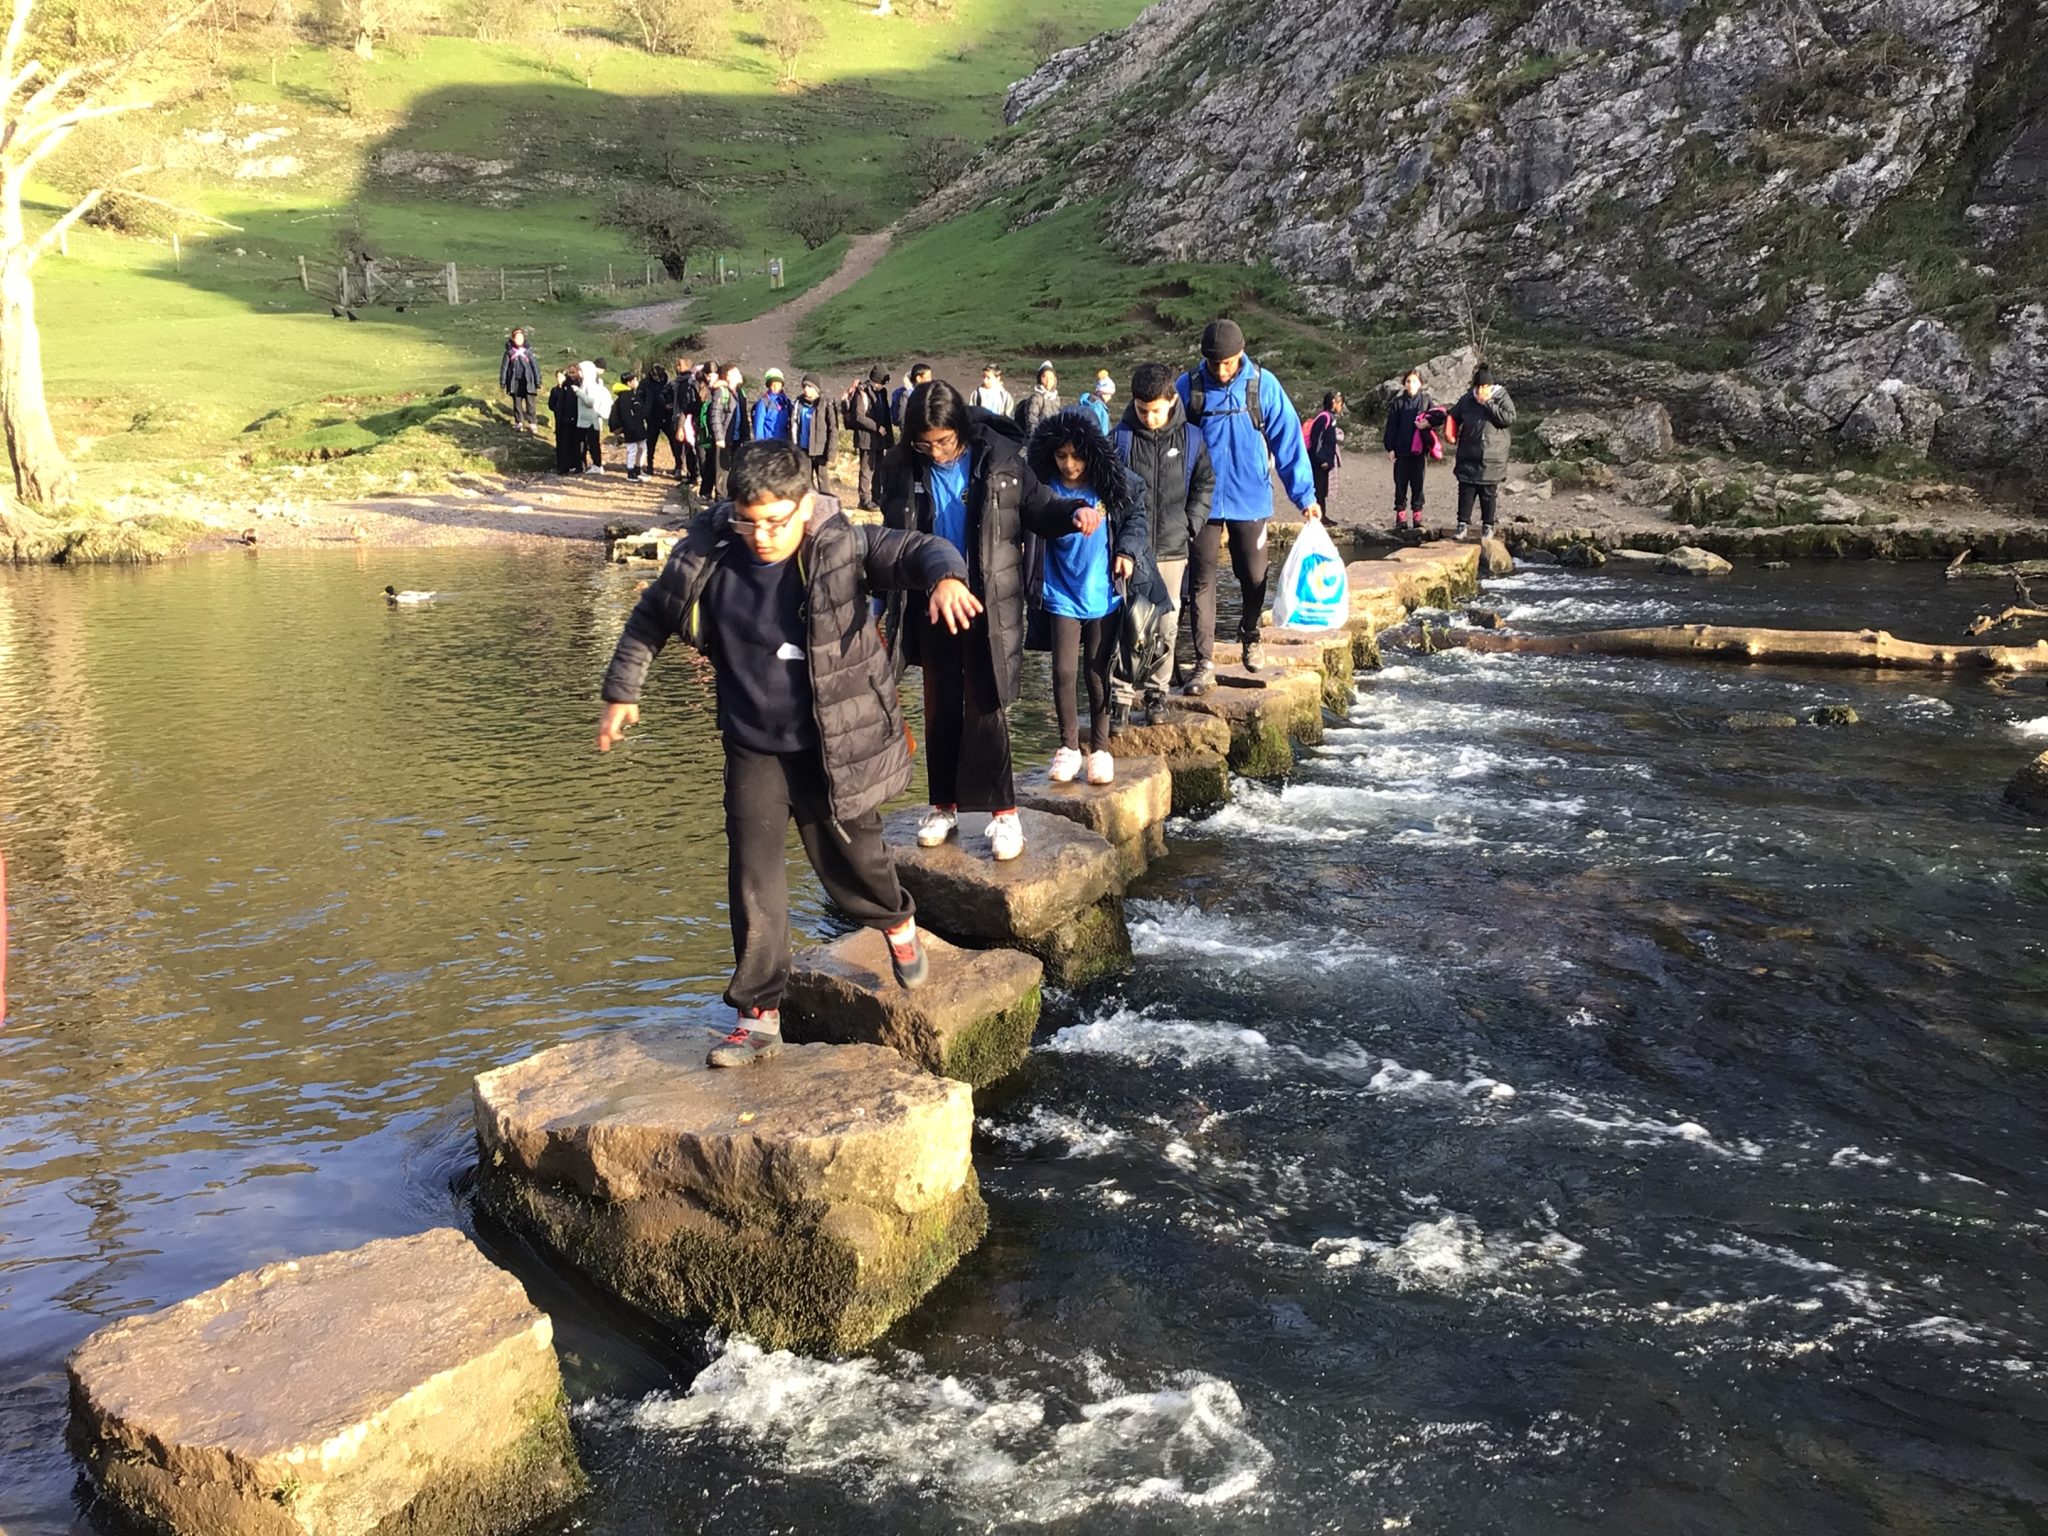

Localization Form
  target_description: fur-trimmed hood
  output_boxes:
[1026,407,1142,519]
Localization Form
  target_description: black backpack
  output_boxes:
[1184,359,1264,432]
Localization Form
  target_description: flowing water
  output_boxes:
[3,548,2046,1532]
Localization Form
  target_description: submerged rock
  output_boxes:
[783,929,1042,1088]
[2009,751,2048,814]
[1659,546,1735,576]
[1559,543,1607,569]
[68,1229,581,1536]
[474,1032,983,1353]
[1478,536,1515,577]
[1726,711,1800,731]
[1807,705,1862,727]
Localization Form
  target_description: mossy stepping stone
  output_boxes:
[473,1031,983,1354]
[67,1228,582,1536]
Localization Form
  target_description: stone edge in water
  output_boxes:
[475,1161,989,1355]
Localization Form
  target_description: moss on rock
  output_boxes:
[1021,897,1131,988]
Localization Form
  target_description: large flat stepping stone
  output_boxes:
[1109,712,1233,813]
[883,808,1130,986]
[1260,625,1363,711]
[1016,754,1172,846]
[68,1228,581,1536]
[474,1031,983,1352]
[782,928,1042,1087]
[1177,666,1326,778]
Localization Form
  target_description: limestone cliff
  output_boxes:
[946,0,2047,492]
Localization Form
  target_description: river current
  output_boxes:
[2,548,2045,1532]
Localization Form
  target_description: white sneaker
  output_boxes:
[986,811,1025,862]
[1049,747,1083,783]
[915,806,958,847]
[1086,750,1115,785]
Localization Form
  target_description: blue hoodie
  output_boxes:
[751,389,793,442]
[1174,357,1316,523]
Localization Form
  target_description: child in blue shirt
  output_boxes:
[1026,409,1151,785]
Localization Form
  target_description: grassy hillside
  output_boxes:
[35,0,1147,501]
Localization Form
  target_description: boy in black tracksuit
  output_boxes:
[597,441,983,1067]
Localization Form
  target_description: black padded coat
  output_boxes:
[600,498,969,823]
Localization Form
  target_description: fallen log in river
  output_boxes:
[1459,623,2048,674]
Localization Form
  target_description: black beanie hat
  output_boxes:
[1201,319,1245,360]
[868,363,889,384]
[801,374,820,391]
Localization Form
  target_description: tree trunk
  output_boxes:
[1458,623,2048,675]
[353,29,375,58]
[0,244,76,507]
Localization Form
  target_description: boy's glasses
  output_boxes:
[731,512,802,537]
[912,433,961,459]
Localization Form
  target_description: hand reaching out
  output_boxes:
[597,701,640,752]
[929,577,984,634]
[1072,502,1104,536]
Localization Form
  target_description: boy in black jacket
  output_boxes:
[597,441,983,1067]
[1114,362,1215,720]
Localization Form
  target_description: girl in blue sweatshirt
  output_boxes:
[1026,410,1151,786]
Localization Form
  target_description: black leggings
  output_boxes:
[510,392,535,428]
[553,427,579,474]
[723,743,910,1014]
[1190,518,1269,656]
[579,426,603,470]
[1051,613,1118,753]
[1312,462,1333,517]
[919,613,1015,812]
[698,439,723,498]
[1457,482,1499,531]
[1392,454,1427,512]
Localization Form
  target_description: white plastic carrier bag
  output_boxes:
[1271,517,1349,630]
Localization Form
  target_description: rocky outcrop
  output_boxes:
[474,1033,984,1352]
[959,0,2046,488]
[2009,750,2048,814]
[68,1229,582,1536]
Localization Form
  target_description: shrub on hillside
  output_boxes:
[615,0,726,57]
[604,191,739,280]
[772,185,861,250]
[904,134,971,197]
[463,0,535,44]
[758,0,821,83]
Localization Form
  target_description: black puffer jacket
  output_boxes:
[879,410,1084,706]
[600,499,969,822]
[1112,398,1214,559]
[1384,389,1436,454]
[1449,387,1516,484]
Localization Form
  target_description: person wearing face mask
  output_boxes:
[1382,368,1441,536]
[597,440,981,1068]
[879,380,1096,864]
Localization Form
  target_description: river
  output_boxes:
[3,548,2045,1532]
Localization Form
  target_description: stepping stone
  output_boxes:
[476,1031,982,1353]
[68,1229,581,1536]
[884,808,1131,987]
[1015,754,1172,846]
[1176,666,1326,778]
[1260,625,1361,713]
[782,928,1043,1087]
[1108,711,1233,813]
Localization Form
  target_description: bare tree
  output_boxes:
[1028,16,1062,61]
[758,0,819,84]
[0,0,211,516]
[904,133,971,197]
[772,183,860,249]
[615,0,725,57]
[604,190,739,280]
[320,0,418,59]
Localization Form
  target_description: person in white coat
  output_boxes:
[575,360,612,473]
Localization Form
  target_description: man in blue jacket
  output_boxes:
[1175,319,1320,683]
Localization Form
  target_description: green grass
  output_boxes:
[798,199,1305,374]
[32,0,1148,498]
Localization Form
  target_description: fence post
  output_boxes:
[499,266,506,301]
[338,266,350,306]
[171,231,180,267]
[298,255,309,292]
[607,262,614,293]
[445,262,458,305]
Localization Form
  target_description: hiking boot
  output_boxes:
[1242,640,1265,673]
[1481,525,1498,542]
[986,810,1025,862]
[1182,663,1217,697]
[1109,700,1130,736]
[1086,750,1115,786]
[1138,691,1167,728]
[886,921,928,989]
[1049,747,1084,783]
[709,1011,783,1068]
[916,806,958,847]
[1453,523,1471,542]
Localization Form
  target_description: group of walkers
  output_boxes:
[591,313,1412,1069]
